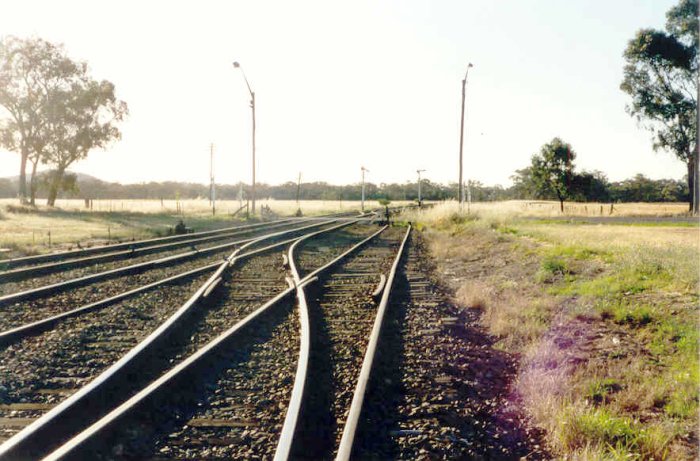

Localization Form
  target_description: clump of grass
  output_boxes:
[585,378,622,405]
[542,256,569,275]
[549,244,610,261]
[551,256,674,297]
[536,255,571,283]
[5,204,36,214]
[598,300,654,327]
[554,406,673,459]
[455,280,492,310]
[491,222,519,235]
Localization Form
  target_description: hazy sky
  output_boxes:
[0,0,687,187]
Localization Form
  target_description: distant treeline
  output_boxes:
[0,172,689,203]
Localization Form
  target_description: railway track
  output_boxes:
[339,233,541,460]
[0,218,346,333]
[0,207,439,460]
[0,219,305,284]
[0,219,292,271]
[282,227,408,460]
[0,218,342,298]
[23,224,410,460]
[0,221,380,460]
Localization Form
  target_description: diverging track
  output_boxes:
[0,218,348,341]
[35,224,413,461]
[278,226,411,461]
[0,220,379,460]
[0,215,424,460]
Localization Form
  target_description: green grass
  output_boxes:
[549,257,675,297]
[535,255,571,283]
[557,407,673,460]
[598,300,654,327]
[586,378,622,405]
[548,244,611,261]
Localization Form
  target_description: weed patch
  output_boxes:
[558,407,672,459]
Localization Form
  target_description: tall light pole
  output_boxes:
[416,169,426,206]
[361,166,369,212]
[458,62,474,205]
[233,61,256,215]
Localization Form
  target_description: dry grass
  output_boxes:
[0,198,412,216]
[517,222,699,252]
[0,198,412,257]
[403,200,691,222]
[0,209,236,256]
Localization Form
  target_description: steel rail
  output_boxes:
[0,234,305,346]
[41,283,305,461]
[0,207,395,271]
[37,221,378,461]
[0,218,355,461]
[0,218,294,270]
[273,224,388,461]
[0,219,302,282]
[335,225,411,461]
[0,219,338,308]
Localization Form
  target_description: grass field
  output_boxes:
[460,200,691,218]
[0,198,692,258]
[402,203,699,460]
[0,198,408,216]
[0,198,410,257]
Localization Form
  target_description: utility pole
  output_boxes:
[210,143,216,215]
[361,166,369,212]
[296,172,302,215]
[416,169,425,206]
[466,180,471,214]
[458,63,474,205]
[233,61,256,215]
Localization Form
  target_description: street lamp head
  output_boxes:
[468,63,474,68]
[233,61,240,68]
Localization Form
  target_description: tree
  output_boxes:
[0,36,126,206]
[570,170,610,202]
[42,77,127,206]
[510,166,540,199]
[529,138,576,212]
[621,0,698,213]
[0,37,81,203]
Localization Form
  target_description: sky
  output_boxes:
[0,0,688,187]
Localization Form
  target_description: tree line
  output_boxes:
[0,170,688,204]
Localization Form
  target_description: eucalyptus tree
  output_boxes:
[530,138,576,212]
[621,0,698,213]
[0,36,127,206]
[0,36,80,203]
[42,77,127,206]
